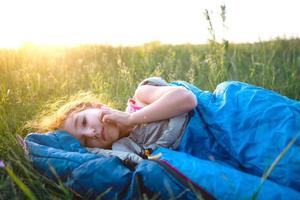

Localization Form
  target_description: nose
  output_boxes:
[83,128,96,138]
[94,129,101,138]
[89,128,102,138]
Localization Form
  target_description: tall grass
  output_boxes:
[0,13,300,198]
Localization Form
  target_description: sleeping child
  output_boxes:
[27,77,196,164]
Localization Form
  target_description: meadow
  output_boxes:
[0,38,300,199]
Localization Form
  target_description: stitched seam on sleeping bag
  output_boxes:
[154,161,193,198]
[54,133,66,150]
[171,81,238,159]
[148,159,208,199]
[241,106,299,177]
[30,154,90,165]
[158,159,214,199]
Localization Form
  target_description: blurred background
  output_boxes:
[0,0,299,47]
[0,0,299,199]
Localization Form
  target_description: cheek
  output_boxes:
[62,119,73,133]
[62,121,78,139]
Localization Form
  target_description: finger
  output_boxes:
[98,110,111,122]
[102,114,114,124]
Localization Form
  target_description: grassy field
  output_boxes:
[0,38,300,199]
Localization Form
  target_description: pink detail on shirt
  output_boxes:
[126,98,143,113]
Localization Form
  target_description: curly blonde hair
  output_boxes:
[25,92,105,133]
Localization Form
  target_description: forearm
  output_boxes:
[129,89,197,125]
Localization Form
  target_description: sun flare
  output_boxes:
[0,0,299,48]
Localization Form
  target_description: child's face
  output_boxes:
[62,108,120,148]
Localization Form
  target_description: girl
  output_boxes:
[26,77,300,191]
[28,77,197,161]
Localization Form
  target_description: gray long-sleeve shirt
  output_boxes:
[87,77,189,163]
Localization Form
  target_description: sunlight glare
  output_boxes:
[0,0,299,48]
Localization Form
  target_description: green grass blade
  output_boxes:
[5,164,37,200]
[252,131,300,199]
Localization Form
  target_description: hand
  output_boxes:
[98,107,135,131]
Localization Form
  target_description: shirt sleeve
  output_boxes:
[86,147,143,164]
[126,77,169,112]
[137,76,169,87]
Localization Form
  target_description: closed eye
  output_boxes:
[82,116,87,127]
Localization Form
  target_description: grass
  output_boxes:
[0,37,300,199]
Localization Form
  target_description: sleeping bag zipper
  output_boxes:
[153,159,215,200]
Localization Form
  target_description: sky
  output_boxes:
[0,0,299,48]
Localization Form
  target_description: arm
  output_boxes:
[101,85,197,127]
[129,85,197,125]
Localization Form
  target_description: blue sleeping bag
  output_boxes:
[25,81,300,199]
